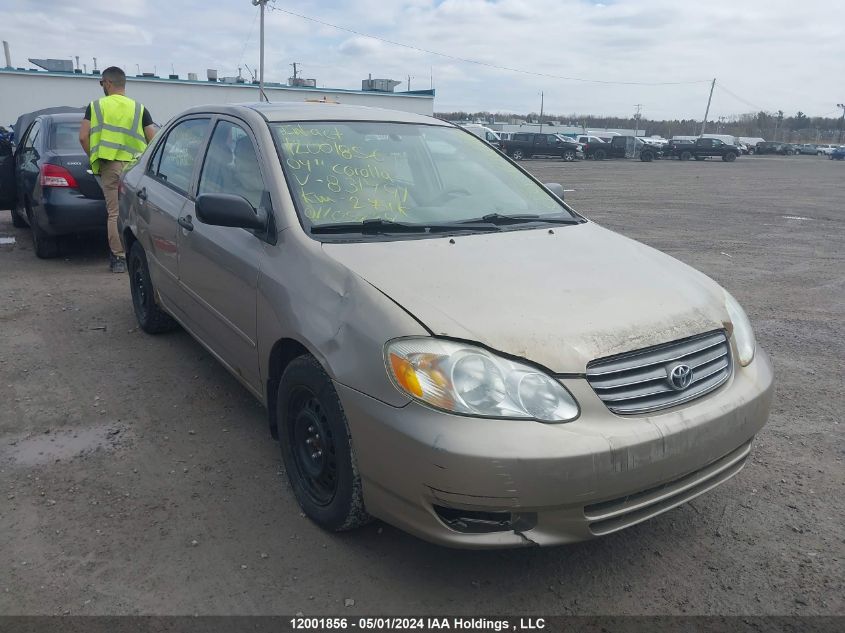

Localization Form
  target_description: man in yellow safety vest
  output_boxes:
[79,66,157,272]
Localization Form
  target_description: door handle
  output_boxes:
[178,215,194,231]
[137,187,147,200]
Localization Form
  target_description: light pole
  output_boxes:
[837,103,845,144]
[633,104,642,137]
[252,0,270,101]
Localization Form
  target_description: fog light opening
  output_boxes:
[433,505,537,535]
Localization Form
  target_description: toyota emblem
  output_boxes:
[668,364,693,390]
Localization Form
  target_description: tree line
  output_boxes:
[436,110,845,143]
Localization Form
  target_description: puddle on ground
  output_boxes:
[1,423,130,467]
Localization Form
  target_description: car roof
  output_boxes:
[40,113,85,123]
[173,102,449,126]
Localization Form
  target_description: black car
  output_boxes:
[501,133,582,161]
[591,136,661,162]
[755,142,794,156]
[9,113,106,258]
[666,137,741,162]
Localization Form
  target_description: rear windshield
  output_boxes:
[51,122,81,150]
[270,121,574,229]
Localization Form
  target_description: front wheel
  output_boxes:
[562,149,576,162]
[277,355,371,532]
[724,152,737,162]
[640,151,654,162]
[128,241,179,333]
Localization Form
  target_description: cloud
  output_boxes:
[0,0,843,117]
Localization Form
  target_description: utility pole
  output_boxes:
[407,75,413,91]
[633,104,643,137]
[837,103,845,144]
[700,78,716,136]
[539,91,544,134]
[253,0,270,101]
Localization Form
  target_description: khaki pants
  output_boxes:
[96,159,126,257]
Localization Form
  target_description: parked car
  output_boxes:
[118,102,773,548]
[754,141,793,156]
[0,136,14,212]
[667,137,741,162]
[830,146,845,160]
[590,135,661,161]
[501,132,582,161]
[738,137,765,154]
[460,124,501,149]
[9,113,106,257]
[815,144,839,156]
[798,144,818,155]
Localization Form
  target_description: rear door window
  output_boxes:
[155,118,211,195]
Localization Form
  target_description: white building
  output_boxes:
[0,69,435,126]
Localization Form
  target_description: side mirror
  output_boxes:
[545,182,565,200]
[196,193,267,231]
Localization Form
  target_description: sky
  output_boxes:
[1,0,844,120]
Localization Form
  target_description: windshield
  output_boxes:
[270,122,575,233]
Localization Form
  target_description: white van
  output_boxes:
[460,124,502,147]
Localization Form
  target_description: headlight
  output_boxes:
[385,338,579,422]
[724,291,756,366]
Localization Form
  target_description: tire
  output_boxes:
[128,241,179,334]
[817,151,823,156]
[277,355,371,532]
[27,205,59,259]
[510,149,525,160]
[748,148,755,155]
[593,149,607,161]
[562,150,576,162]
[680,151,692,161]
[724,152,737,162]
[640,151,654,162]
[10,206,28,228]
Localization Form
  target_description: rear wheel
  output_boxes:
[27,205,59,259]
[128,241,178,333]
[640,151,654,162]
[593,149,607,161]
[510,149,525,160]
[724,152,737,162]
[10,206,28,228]
[277,355,370,532]
[562,149,576,162]
[680,150,692,161]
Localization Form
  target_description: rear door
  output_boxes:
[176,117,266,391]
[0,136,15,211]
[15,120,42,214]
[138,116,211,310]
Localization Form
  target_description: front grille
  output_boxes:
[586,330,732,415]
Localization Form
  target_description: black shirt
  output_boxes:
[84,102,154,128]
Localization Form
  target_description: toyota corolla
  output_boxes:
[117,103,773,548]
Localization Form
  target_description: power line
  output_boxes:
[238,4,260,68]
[266,3,711,87]
[715,83,766,112]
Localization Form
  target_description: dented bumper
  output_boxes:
[337,348,773,548]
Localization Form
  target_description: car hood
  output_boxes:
[321,223,730,373]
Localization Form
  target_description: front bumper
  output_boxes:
[337,347,774,548]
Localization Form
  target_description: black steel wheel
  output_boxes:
[27,204,59,259]
[277,355,370,532]
[128,241,178,333]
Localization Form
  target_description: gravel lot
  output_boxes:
[1,154,842,616]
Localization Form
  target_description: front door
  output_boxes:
[140,117,211,308]
[176,118,268,392]
[0,136,16,211]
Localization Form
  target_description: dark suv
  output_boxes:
[502,133,582,161]
[755,142,794,156]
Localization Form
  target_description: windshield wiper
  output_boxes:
[456,213,582,226]
[310,218,500,235]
